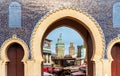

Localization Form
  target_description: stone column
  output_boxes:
[48,55,50,63]
[27,60,35,76]
[102,59,112,76]
[49,55,52,64]
[0,61,7,76]
[44,55,46,63]
[46,54,48,63]
[94,59,103,76]
[0,61,2,76]
[33,61,41,76]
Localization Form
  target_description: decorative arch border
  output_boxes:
[0,34,30,76]
[107,37,120,61]
[106,37,120,76]
[1,34,29,63]
[30,7,105,76]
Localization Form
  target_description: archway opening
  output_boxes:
[41,18,94,76]
[111,43,120,76]
[7,43,24,76]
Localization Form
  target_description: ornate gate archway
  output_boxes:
[31,7,105,76]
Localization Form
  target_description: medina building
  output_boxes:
[0,0,120,76]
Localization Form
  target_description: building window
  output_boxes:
[9,2,21,27]
[113,2,120,27]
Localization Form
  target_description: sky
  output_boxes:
[46,26,83,55]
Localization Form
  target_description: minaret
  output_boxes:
[77,45,86,58]
[56,33,65,58]
[77,45,82,57]
[69,42,75,56]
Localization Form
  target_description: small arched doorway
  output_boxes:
[7,43,24,76]
[111,43,120,76]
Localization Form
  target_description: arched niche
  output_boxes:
[107,37,120,76]
[9,2,21,27]
[1,35,29,62]
[0,35,29,76]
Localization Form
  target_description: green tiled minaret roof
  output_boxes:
[56,33,64,45]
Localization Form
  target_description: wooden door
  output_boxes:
[7,43,24,76]
[112,43,120,76]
